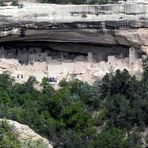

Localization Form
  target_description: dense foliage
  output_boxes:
[0,120,21,147]
[0,67,148,147]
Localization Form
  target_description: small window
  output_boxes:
[17,74,19,78]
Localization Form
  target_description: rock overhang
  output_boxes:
[0,1,147,53]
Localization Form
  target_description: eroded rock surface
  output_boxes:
[0,0,148,53]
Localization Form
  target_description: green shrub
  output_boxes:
[0,120,21,148]
[21,140,49,148]
[11,0,19,6]
[0,0,5,6]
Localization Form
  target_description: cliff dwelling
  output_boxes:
[0,41,144,84]
[0,0,147,84]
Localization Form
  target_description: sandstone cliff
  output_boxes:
[0,0,148,53]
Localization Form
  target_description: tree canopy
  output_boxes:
[0,67,148,147]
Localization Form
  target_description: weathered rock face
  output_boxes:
[0,119,53,148]
[0,0,148,53]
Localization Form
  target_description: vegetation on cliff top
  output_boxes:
[0,0,120,6]
[40,0,120,4]
[0,120,51,148]
[0,120,21,148]
[0,65,148,147]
